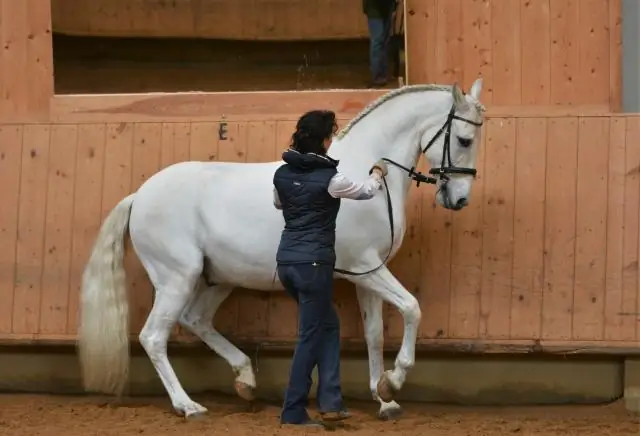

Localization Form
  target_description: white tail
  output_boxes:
[78,193,136,396]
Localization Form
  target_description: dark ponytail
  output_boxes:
[290,110,338,155]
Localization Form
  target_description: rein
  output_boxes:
[334,105,483,277]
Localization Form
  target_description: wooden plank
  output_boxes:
[39,124,77,335]
[520,0,551,105]
[235,121,278,339]
[577,0,610,105]
[267,121,298,340]
[479,117,516,339]
[604,117,625,340]
[212,121,248,337]
[448,125,486,338]
[405,0,438,84]
[67,124,106,335]
[128,123,162,334]
[621,118,640,341]
[25,0,54,120]
[549,0,580,104]
[572,117,609,340]
[0,1,29,117]
[434,0,463,84]
[608,0,622,111]
[510,118,546,339]
[48,92,614,125]
[189,122,219,162]
[490,0,521,105]
[0,125,23,334]
[13,125,50,334]
[542,118,579,340]
[461,0,493,104]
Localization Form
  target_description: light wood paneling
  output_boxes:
[405,0,622,110]
[1,114,639,354]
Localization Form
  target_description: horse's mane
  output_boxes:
[335,84,486,140]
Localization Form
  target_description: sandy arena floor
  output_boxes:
[0,393,638,435]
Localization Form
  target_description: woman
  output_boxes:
[272,109,388,427]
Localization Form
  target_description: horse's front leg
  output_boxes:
[352,266,421,403]
[355,285,404,420]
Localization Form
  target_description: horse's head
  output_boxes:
[420,78,485,211]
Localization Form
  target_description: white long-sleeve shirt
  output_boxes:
[273,172,382,210]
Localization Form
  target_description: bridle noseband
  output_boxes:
[334,104,483,277]
[383,104,484,187]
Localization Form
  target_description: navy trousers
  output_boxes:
[367,15,392,84]
[277,263,344,424]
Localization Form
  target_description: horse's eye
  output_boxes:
[458,137,472,148]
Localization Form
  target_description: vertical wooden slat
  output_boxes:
[621,118,640,341]
[189,122,219,162]
[213,122,248,336]
[479,117,516,339]
[236,121,278,339]
[419,196,452,338]
[25,0,54,120]
[490,0,521,105]
[577,0,610,105]
[520,0,551,105]
[435,0,464,84]
[39,124,77,335]
[542,118,578,340]
[128,123,162,334]
[549,0,580,104]
[0,125,23,334]
[0,1,29,117]
[608,0,622,111]
[68,124,106,335]
[461,0,493,104]
[405,0,437,84]
[510,118,546,339]
[267,121,298,340]
[448,126,486,338]
[572,117,608,340]
[604,117,625,340]
[13,125,50,335]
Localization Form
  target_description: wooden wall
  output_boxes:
[406,0,622,111]
[0,0,54,122]
[51,0,369,41]
[1,110,639,352]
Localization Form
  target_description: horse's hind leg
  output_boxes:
[138,269,208,418]
[179,283,256,401]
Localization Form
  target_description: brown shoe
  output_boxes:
[281,419,326,429]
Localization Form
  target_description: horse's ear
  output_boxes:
[470,77,483,100]
[451,83,467,109]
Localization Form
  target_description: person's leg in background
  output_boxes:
[278,263,333,426]
[367,17,388,87]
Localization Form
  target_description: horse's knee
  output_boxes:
[139,328,166,358]
[402,296,421,325]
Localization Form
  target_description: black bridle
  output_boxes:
[334,105,483,277]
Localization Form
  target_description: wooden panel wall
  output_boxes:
[405,0,622,111]
[51,0,369,40]
[1,115,639,352]
[0,0,54,121]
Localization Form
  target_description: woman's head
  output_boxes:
[290,110,338,155]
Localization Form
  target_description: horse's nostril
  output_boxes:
[456,198,468,208]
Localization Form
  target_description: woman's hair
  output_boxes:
[290,110,338,155]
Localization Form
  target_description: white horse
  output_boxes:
[78,79,486,420]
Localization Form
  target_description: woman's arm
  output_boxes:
[273,186,283,210]
[327,172,382,200]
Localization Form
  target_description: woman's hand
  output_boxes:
[370,159,389,178]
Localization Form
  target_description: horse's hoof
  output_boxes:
[180,403,208,420]
[378,405,404,421]
[376,373,397,403]
[234,381,256,401]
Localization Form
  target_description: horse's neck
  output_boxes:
[331,91,450,205]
